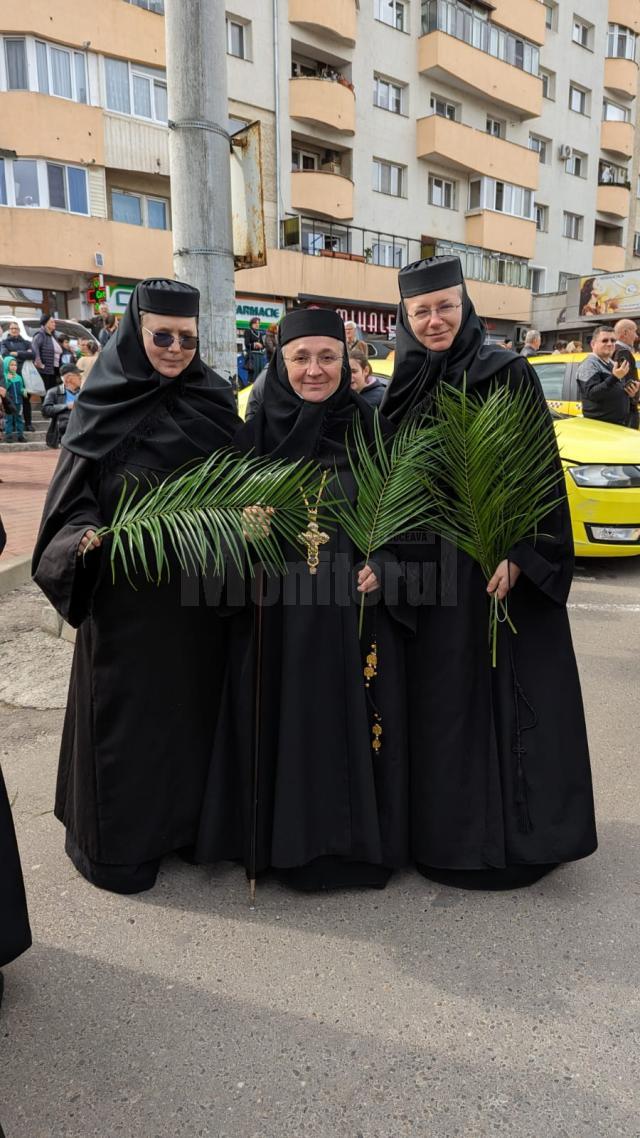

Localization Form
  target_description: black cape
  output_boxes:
[194,333,410,888]
[32,288,241,893]
[382,292,597,885]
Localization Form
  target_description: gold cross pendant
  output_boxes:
[298,513,330,575]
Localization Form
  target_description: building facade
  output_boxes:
[1,0,640,344]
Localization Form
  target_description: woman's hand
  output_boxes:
[487,559,520,601]
[77,529,102,557]
[357,564,380,594]
[242,505,274,541]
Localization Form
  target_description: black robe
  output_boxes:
[383,292,597,887]
[32,289,241,894]
[194,331,410,889]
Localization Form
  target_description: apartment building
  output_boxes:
[1,0,640,344]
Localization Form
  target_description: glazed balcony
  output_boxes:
[416,115,539,190]
[289,77,355,135]
[289,0,357,46]
[597,184,631,219]
[417,32,542,120]
[593,243,626,272]
[609,0,640,36]
[465,211,536,259]
[0,92,104,167]
[601,119,635,158]
[604,57,639,99]
[291,170,354,221]
[484,0,546,46]
[1,0,165,66]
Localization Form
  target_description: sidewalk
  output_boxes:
[0,450,59,559]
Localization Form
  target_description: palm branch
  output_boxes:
[96,449,327,586]
[328,411,440,633]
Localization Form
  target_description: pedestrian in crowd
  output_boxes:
[33,279,241,894]
[344,319,367,355]
[76,335,93,359]
[42,363,82,448]
[499,338,514,351]
[552,340,568,354]
[76,340,99,385]
[577,326,640,428]
[519,329,541,357]
[98,313,117,348]
[243,316,266,380]
[2,357,26,442]
[1,320,36,432]
[348,346,387,407]
[566,340,584,353]
[194,308,409,890]
[613,318,640,430]
[244,364,268,421]
[58,335,76,367]
[91,301,111,339]
[32,314,62,392]
[0,510,32,1010]
[264,322,278,362]
[382,255,597,889]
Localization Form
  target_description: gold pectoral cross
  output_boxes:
[298,514,330,575]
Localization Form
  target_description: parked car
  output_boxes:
[529,350,640,422]
[364,338,395,360]
[0,316,99,348]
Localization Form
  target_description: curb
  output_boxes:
[0,554,32,595]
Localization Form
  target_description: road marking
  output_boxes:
[568,602,640,612]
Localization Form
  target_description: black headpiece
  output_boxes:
[278,308,346,347]
[137,278,200,317]
[398,256,464,299]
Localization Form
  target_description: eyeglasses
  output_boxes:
[142,327,198,350]
[407,302,462,324]
[283,352,343,369]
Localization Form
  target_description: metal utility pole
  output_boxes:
[165,0,236,379]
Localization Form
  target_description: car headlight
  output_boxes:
[569,464,640,488]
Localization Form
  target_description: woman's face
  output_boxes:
[140,312,198,378]
[282,335,344,402]
[404,285,464,352]
[349,359,371,393]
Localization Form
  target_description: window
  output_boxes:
[226,17,250,59]
[637,174,640,198]
[558,271,578,291]
[529,134,548,163]
[374,75,405,114]
[572,17,593,49]
[569,84,589,115]
[543,2,557,32]
[104,58,167,122]
[421,1,540,76]
[563,211,583,240]
[124,0,165,11]
[4,38,28,90]
[13,160,39,207]
[634,233,640,257]
[292,148,319,171]
[540,68,555,100]
[0,159,6,206]
[428,238,530,288]
[530,268,546,294]
[467,177,534,220]
[566,151,587,177]
[430,94,457,120]
[608,23,637,61]
[35,41,87,102]
[372,158,405,196]
[375,0,407,32]
[46,163,89,214]
[0,156,88,213]
[599,160,629,186]
[111,189,170,228]
[603,99,630,122]
[535,203,548,232]
[428,174,456,209]
[372,241,405,267]
[530,361,566,400]
[486,117,505,139]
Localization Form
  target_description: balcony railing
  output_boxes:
[421,0,540,75]
[123,0,164,12]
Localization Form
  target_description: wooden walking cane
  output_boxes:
[248,562,265,909]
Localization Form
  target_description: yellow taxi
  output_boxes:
[529,351,640,418]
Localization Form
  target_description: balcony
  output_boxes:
[487,0,546,46]
[289,0,357,46]
[416,116,539,189]
[289,78,355,134]
[0,92,104,167]
[604,57,639,99]
[593,244,626,272]
[597,184,631,219]
[418,32,542,120]
[465,211,536,259]
[467,279,532,322]
[601,119,635,158]
[291,170,354,220]
[608,0,640,36]
[1,0,165,66]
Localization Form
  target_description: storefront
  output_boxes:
[295,296,397,339]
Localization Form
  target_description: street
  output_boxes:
[0,559,638,1138]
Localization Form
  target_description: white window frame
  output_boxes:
[0,156,88,214]
[110,187,170,228]
[540,68,555,100]
[467,177,534,221]
[563,211,583,240]
[543,2,557,32]
[566,151,587,177]
[374,74,405,114]
[528,134,548,163]
[572,17,593,49]
[529,267,546,294]
[226,16,251,60]
[569,83,590,115]
[634,232,640,257]
[291,148,319,171]
[35,39,88,103]
[374,0,408,33]
[603,99,630,122]
[104,57,167,122]
[428,173,456,209]
[486,116,505,139]
[372,241,405,268]
[372,158,406,197]
[535,203,548,232]
[1,36,28,91]
[430,94,458,120]
[608,23,637,62]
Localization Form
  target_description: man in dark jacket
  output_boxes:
[613,318,640,429]
[32,315,62,392]
[1,321,36,431]
[42,364,82,447]
[577,326,640,427]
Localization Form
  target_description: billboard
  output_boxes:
[579,270,640,317]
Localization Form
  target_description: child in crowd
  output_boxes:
[2,357,26,442]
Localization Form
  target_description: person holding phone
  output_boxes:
[577,326,640,427]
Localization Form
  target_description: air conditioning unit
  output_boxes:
[558,144,572,160]
[95,251,105,268]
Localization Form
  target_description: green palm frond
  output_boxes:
[96,450,326,586]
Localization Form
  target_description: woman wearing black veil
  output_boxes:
[194,308,409,889]
[32,279,241,894]
[383,256,597,889]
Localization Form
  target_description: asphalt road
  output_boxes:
[0,566,638,1138]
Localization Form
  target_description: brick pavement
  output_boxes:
[0,450,59,559]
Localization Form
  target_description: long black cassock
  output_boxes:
[32,282,240,894]
[382,259,597,889]
[194,310,410,889]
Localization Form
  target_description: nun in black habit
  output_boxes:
[32,279,241,894]
[382,256,597,889]
[194,309,409,889]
